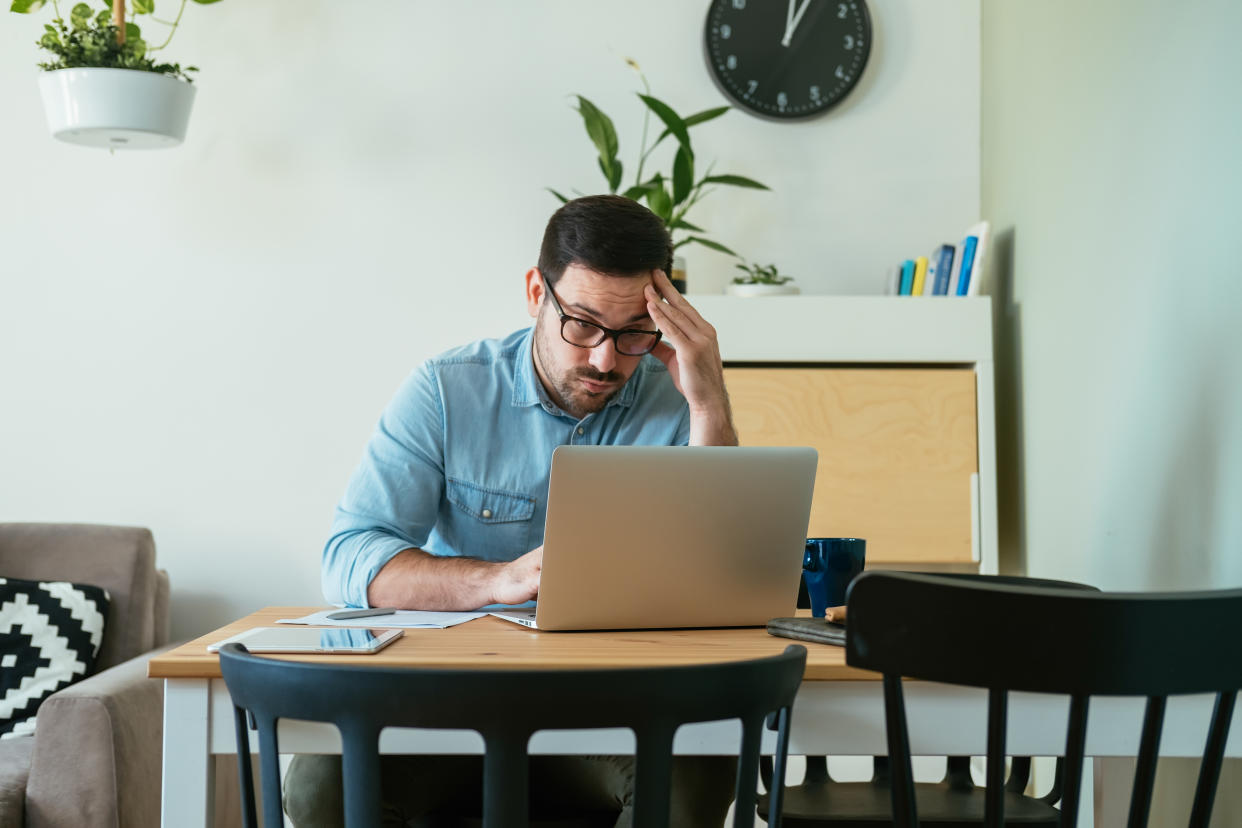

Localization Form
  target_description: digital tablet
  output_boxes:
[206,626,404,654]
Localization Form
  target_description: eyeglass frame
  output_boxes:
[542,279,664,356]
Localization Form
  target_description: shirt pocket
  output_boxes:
[444,478,536,560]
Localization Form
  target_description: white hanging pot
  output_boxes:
[38,67,196,149]
[725,283,800,297]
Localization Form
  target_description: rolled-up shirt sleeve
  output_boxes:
[322,363,446,607]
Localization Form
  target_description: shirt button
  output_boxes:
[481,508,493,519]
[576,427,585,435]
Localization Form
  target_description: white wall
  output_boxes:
[981,0,1242,821]
[1,0,980,637]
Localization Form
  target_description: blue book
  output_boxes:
[955,237,978,296]
[931,244,955,295]
[898,260,915,295]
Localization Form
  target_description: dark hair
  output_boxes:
[537,195,673,287]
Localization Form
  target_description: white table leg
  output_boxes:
[162,677,215,828]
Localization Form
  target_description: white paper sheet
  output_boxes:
[276,609,486,629]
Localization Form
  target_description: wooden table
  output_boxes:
[151,607,1240,828]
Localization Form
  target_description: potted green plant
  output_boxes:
[11,0,221,148]
[550,60,770,292]
[728,261,798,297]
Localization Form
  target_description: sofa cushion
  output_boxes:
[0,577,108,739]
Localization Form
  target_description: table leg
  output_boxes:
[162,677,215,828]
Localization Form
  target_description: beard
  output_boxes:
[533,323,626,419]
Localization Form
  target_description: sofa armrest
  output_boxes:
[24,645,174,828]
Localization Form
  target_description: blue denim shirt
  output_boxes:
[323,326,691,607]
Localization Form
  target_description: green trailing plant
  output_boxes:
[11,0,221,83]
[550,59,770,259]
[733,261,793,285]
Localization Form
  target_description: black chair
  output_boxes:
[218,642,807,828]
[845,571,1242,828]
[760,574,1094,827]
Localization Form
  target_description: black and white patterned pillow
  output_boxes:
[0,577,109,740]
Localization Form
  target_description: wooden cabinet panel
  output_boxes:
[725,367,978,564]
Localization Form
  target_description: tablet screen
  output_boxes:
[207,626,403,654]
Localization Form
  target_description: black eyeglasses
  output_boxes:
[544,282,663,356]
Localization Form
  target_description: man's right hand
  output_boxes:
[366,545,542,610]
[491,545,542,605]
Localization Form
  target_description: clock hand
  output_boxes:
[781,0,814,47]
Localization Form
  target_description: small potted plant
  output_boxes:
[727,261,798,297]
[11,0,221,148]
[551,59,770,292]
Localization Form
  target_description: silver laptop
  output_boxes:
[491,445,817,631]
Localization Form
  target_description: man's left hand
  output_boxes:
[645,270,738,446]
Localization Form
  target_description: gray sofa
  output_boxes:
[0,523,170,828]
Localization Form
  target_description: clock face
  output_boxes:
[704,0,872,121]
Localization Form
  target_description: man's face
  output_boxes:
[526,264,659,420]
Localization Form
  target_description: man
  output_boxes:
[288,195,738,827]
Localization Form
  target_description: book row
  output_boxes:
[889,220,990,297]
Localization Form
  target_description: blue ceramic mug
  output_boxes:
[802,538,866,618]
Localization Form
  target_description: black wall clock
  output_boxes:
[704,0,872,121]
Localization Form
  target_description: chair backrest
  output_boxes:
[845,571,1242,828]
[219,642,807,828]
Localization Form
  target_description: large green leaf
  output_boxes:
[11,0,46,13]
[69,2,91,28]
[637,94,692,158]
[596,156,623,192]
[646,177,672,222]
[574,95,620,191]
[700,174,769,190]
[656,105,729,144]
[132,0,153,13]
[669,217,705,232]
[682,236,738,257]
[622,180,660,201]
[671,145,693,206]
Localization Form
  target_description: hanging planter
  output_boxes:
[11,0,221,149]
[39,67,195,147]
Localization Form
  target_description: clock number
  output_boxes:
[732,0,745,8]
[747,79,759,95]
[719,23,732,39]
[726,55,738,70]
[838,3,848,18]
[835,65,847,80]
[776,92,788,109]
[810,85,822,102]
[844,34,855,50]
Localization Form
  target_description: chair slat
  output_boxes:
[255,717,283,828]
[1058,695,1089,828]
[1127,695,1167,828]
[734,717,764,828]
[985,688,1008,828]
[483,732,530,828]
[766,706,793,826]
[633,725,675,828]
[231,705,258,828]
[340,724,384,828]
[1190,690,1238,828]
[883,674,918,828]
